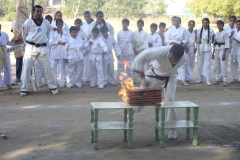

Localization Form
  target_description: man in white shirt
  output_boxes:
[20,5,58,96]
[132,44,187,140]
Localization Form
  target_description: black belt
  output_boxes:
[145,68,170,88]
[27,41,47,47]
[214,41,225,47]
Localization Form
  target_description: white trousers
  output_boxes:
[83,52,91,81]
[52,59,66,87]
[214,49,228,81]
[67,59,84,87]
[187,46,196,80]
[134,70,178,121]
[230,53,240,80]
[21,44,57,92]
[117,54,135,81]
[0,53,11,88]
[34,60,44,83]
[90,58,104,86]
[197,51,212,81]
[177,53,192,81]
[103,57,115,84]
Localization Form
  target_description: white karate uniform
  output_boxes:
[21,18,57,92]
[224,25,238,80]
[49,30,68,87]
[131,46,187,122]
[77,29,86,40]
[87,21,114,38]
[196,28,214,82]
[117,29,135,80]
[214,30,229,81]
[230,31,240,81]
[157,31,167,46]
[81,21,93,81]
[34,60,45,84]
[0,31,14,88]
[89,36,108,86]
[101,35,121,85]
[65,36,88,87]
[186,30,197,80]
[165,26,189,82]
[148,32,162,47]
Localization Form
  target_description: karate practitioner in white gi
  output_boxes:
[117,19,135,81]
[196,18,214,86]
[100,26,121,86]
[0,24,15,88]
[157,22,167,46]
[185,20,197,83]
[131,44,187,139]
[148,23,162,47]
[212,20,229,86]
[224,16,239,83]
[20,5,58,96]
[165,17,190,86]
[51,11,69,34]
[89,27,108,89]
[65,26,89,88]
[82,11,94,82]
[230,20,240,82]
[49,19,68,87]
[75,18,86,40]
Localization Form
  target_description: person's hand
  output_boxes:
[212,34,215,39]
[148,43,153,47]
[53,27,57,31]
[194,48,197,54]
[95,20,101,26]
[65,59,69,64]
[222,53,226,61]
[170,42,176,45]
[103,51,107,54]
[185,46,189,53]
[231,31,235,36]
[89,41,93,46]
[212,54,215,60]
[117,56,120,60]
[194,29,197,33]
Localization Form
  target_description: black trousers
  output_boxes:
[16,56,23,79]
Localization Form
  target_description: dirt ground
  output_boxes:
[0,20,240,160]
[0,53,240,160]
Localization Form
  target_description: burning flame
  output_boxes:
[118,60,139,102]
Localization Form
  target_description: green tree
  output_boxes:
[144,0,166,17]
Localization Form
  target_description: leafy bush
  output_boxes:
[3,12,16,21]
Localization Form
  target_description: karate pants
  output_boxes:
[134,70,178,121]
[197,51,212,81]
[21,44,57,92]
[117,54,135,81]
[177,53,192,81]
[214,49,228,81]
[83,52,90,81]
[103,56,115,84]
[187,46,196,80]
[90,59,104,86]
[52,59,66,87]
[67,59,84,87]
[0,53,11,88]
[34,60,45,83]
[230,53,240,80]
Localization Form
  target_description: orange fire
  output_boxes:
[118,60,139,102]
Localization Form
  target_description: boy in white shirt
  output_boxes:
[157,22,167,46]
[212,20,229,86]
[89,27,108,89]
[75,18,86,40]
[148,23,162,47]
[117,19,135,80]
[65,26,88,88]
[133,20,148,54]
[100,26,121,86]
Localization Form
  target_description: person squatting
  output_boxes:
[1,5,240,98]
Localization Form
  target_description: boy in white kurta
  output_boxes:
[230,20,240,82]
[82,11,94,82]
[196,18,214,86]
[100,26,121,86]
[165,17,189,86]
[89,27,108,88]
[117,19,135,81]
[212,20,230,86]
[0,25,15,89]
[131,44,187,140]
[21,5,58,97]
[49,19,68,87]
[224,16,238,83]
[65,26,88,88]
[185,20,197,83]
[133,20,148,80]
[148,23,162,48]
[157,22,167,46]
